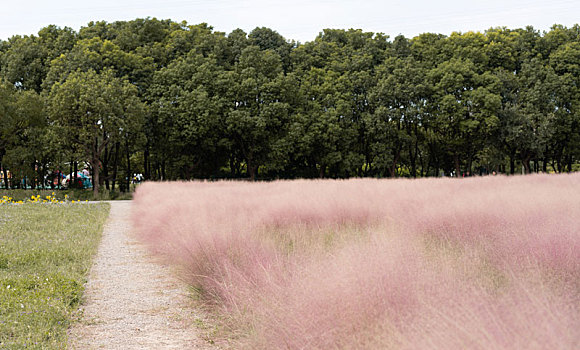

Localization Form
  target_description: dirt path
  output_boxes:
[68,201,213,349]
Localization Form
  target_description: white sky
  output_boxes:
[1,0,579,42]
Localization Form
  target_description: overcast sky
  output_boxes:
[1,0,579,42]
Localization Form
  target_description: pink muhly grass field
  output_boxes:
[132,174,580,349]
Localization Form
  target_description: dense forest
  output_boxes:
[1,18,579,193]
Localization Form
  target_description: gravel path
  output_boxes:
[68,201,213,349]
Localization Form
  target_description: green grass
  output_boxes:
[0,203,110,349]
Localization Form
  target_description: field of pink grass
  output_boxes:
[132,174,580,349]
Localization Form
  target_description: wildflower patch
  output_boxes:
[1,193,89,205]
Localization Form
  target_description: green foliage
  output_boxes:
[1,19,579,181]
[47,68,144,195]
[0,203,109,348]
[0,82,47,187]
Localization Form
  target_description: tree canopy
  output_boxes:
[1,19,579,191]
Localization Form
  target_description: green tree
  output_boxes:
[428,57,501,176]
[498,58,558,174]
[48,69,144,196]
[44,37,155,90]
[148,52,231,179]
[1,35,47,92]
[370,55,429,177]
[549,41,580,172]
[0,82,46,188]
[226,46,289,180]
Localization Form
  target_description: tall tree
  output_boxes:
[148,52,231,178]
[0,82,46,188]
[226,46,289,180]
[428,57,501,176]
[549,41,580,172]
[48,69,144,196]
[370,55,429,177]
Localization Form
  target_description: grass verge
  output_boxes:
[0,203,110,349]
[0,188,134,202]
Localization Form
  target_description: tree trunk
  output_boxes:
[73,161,78,188]
[542,157,547,173]
[103,145,110,190]
[522,156,531,174]
[35,162,40,189]
[38,162,44,189]
[388,149,401,178]
[246,151,258,181]
[69,159,73,187]
[467,153,473,176]
[126,139,131,192]
[152,160,158,181]
[230,157,236,177]
[112,142,119,191]
[509,155,515,175]
[552,149,563,173]
[1,164,6,189]
[91,157,100,198]
[409,144,417,178]
[31,162,37,189]
[248,163,258,181]
[419,149,425,178]
[144,142,150,181]
[319,164,326,178]
[364,152,373,177]
[454,154,461,178]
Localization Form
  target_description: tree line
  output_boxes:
[1,18,579,194]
